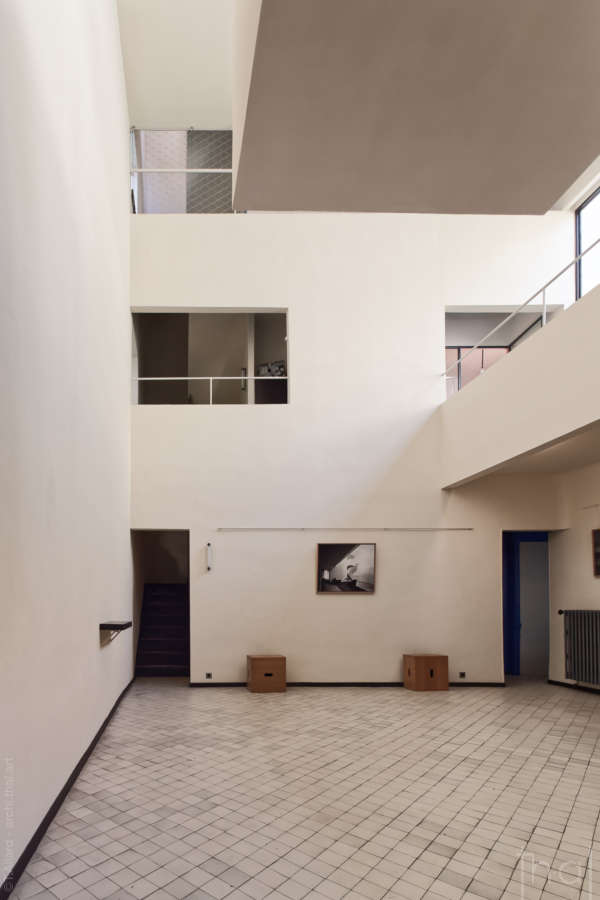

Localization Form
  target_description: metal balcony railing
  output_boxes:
[135,376,288,405]
[444,237,600,394]
[130,128,233,214]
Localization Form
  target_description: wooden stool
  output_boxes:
[403,654,448,691]
[246,655,286,692]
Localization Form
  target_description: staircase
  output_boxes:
[135,583,190,676]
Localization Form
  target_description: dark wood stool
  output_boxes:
[403,654,448,691]
[246,655,286,692]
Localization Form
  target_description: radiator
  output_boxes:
[563,610,600,685]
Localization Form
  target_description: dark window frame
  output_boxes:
[575,184,600,300]
[445,345,508,391]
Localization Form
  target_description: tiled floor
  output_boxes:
[12,680,600,900]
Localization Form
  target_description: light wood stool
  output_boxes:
[403,654,448,691]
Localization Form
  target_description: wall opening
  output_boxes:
[131,530,190,677]
[130,130,233,214]
[445,310,561,397]
[502,531,549,679]
[133,311,287,404]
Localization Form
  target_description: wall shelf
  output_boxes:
[99,621,132,632]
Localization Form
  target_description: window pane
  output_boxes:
[187,131,232,169]
[459,347,483,388]
[579,191,600,296]
[482,347,508,370]
[186,173,232,213]
[137,172,187,213]
[135,173,232,214]
[136,130,187,168]
[445,348,459,397]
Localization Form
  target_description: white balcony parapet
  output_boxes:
[440,282,600,488]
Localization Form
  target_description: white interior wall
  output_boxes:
[549,461,600,684]
[117,0,233,129]
[437,214,575,311]
[131,211,572,684]
[0,0,131,874]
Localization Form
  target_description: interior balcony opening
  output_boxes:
[132,311,288,405]
[444,307,562,397]
[130,129,233,214]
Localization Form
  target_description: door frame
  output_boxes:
[502,531,548,676]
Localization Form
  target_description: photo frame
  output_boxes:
[317,543,376,593]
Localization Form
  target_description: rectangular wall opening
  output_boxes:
[131,530,190,677]
[133,311,288,404]
[130,129,233,214]
[445,309,561,396]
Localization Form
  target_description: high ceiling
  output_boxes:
[235,0,600,213]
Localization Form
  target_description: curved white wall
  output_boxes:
[0,0,132,876]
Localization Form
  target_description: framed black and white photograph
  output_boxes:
[593,529,600,577]
[317,543,376,593]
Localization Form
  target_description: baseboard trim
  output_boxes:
[548,678,600,695]
[290,681,403,687]
[189,681,506,688]
[135,668,190,677]
[1,677,135,899]
[189,681,403,688]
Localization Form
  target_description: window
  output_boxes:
[130,130,233,214]
[444,311,547,396]
[445,346,509,395]
[132,312,288,405]
[576,185,600,298]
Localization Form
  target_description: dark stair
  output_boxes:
[135,583,190,676]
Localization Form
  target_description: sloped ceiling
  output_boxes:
[235,0,600,213]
